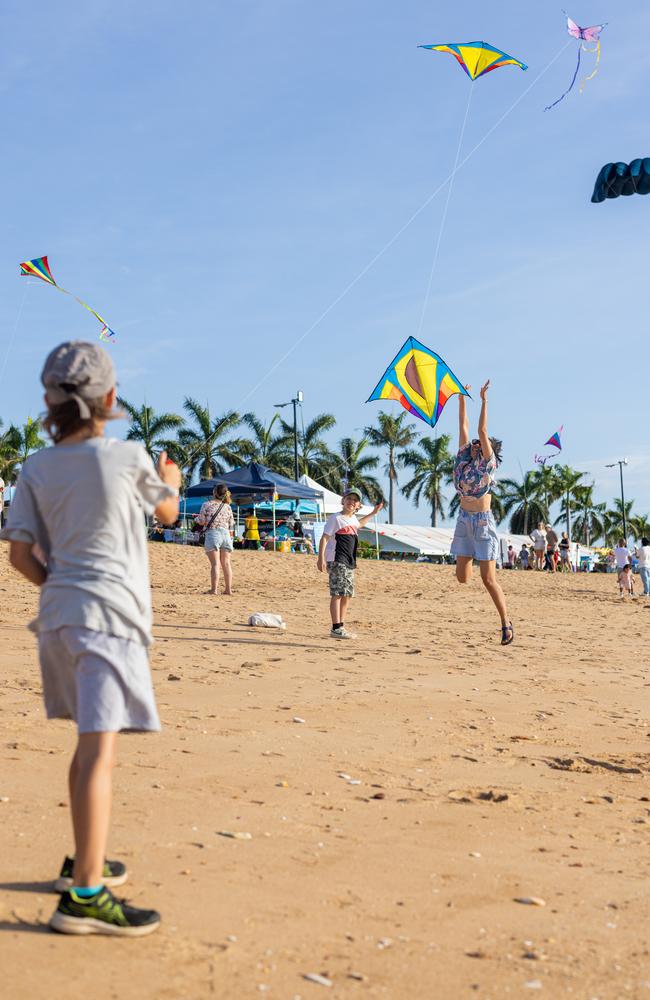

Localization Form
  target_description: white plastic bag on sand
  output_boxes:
[248,612,286,629]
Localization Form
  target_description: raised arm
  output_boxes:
[458,385,471,449]
[478,380,493,462]
[358,501,384,528]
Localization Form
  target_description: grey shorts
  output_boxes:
[451,510,499,562]
[38,627,160,733]
[205,527,233,552]
[327,561,355,597]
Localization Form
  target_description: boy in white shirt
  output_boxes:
[317,489,383,638]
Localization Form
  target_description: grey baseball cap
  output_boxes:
[41,341,115,419]
[342,488,362,501]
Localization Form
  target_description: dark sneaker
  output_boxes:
[54,855,128,893]
[50,887,160,937]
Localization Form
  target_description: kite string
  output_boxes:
[416,80,474,339]
[238,40,572,410]
[179,41,572,472]
[0,282,29,389]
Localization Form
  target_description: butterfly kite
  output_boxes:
[545,14,606,111]
[19,256,116,343]
[418,40,527,81]
[535,426,563,467]
[367,337,468,428]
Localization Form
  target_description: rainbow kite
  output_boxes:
[367,338,468,427]
[418,41,527,81]
[19,256,117,343]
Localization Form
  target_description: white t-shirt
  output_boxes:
[0,437,175,646]
[635,545,650,568]
[614,545,631,569]
[530,529,546,550]
[322,513,360,566]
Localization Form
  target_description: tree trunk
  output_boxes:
[431,503,437,528]
[523,506,529,536]
[566,490,571,539]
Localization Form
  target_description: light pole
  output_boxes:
[274,391,303,481]
[605,459,628,541]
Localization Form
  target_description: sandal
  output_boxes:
[501,620,514,646]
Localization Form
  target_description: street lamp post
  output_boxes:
[605,458,628,541]
[274,391,303,481]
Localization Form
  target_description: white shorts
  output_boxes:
[38,627,160,733]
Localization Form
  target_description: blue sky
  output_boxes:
[1,1,647,525]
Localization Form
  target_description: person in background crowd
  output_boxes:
[244,510,261,550]
[614,538,631,572]
[507,545,516,569]
[559,531,571,573]
[519,543,530,570]
[635,536,650,596]
[618,562,634,598]
[196,485,235,596]
[545,523,559,573]
[530,522,546,570]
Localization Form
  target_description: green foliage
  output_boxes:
[400,434,453,527]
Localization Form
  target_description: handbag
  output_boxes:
[194,501,225,539]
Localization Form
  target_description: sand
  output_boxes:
[1,544,649,999]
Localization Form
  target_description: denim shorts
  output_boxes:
[205,527,233,552]
[451,510,499,562]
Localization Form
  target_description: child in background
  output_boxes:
[317,489,383,638]
[618,563,634,598]
[1,341,180,936]
[519,543,530,570]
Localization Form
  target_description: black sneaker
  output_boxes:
[50,887,160,937]
[53,855,128,893]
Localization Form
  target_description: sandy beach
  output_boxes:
[1,544,649,999]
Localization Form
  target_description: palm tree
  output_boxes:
[571,484,606,546]
[179,399,246,480]
[628,513,650,545]
[603,498,635,545]
[532,464,561,513]
[320,437,383,503]
[499,471,548,535]
[117,398,184,458]
[277,412,337,480]
[239,413,290,473]
[400,434,453,527]
[12,418,45,466]
[364,412,417,522]
[552,464,585,538]
[0,421,21,481]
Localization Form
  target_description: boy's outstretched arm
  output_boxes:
[9,541,47,586]
[358,501,384,528]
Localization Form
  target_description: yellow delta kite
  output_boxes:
[418,40,527,81]
[367,338,469,428]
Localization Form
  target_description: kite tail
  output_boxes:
[579,39,600,93]
[544,43,581,111]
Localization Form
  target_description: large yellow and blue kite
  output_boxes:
[418,41,527,81]
[367,338,469,428]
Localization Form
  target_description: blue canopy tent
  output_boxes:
[183,463,324,548]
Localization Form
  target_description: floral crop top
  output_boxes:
[453,445,497,499]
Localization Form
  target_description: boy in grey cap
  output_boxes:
[2,341,181,936]
[317,489,383,638]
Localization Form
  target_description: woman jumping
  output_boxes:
[451,381,513,646]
